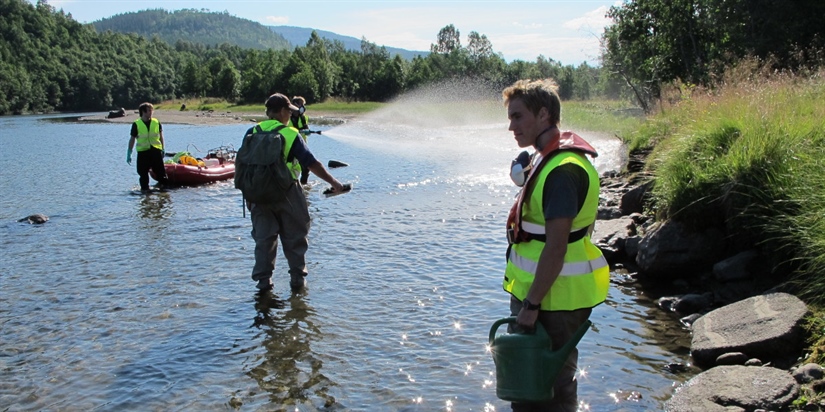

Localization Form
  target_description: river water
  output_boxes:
[0,96,693,411]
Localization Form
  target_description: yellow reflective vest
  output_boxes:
[134,118,162,152]
[253,119,302,179]
[290,114,308,132]
[503,150,609,311]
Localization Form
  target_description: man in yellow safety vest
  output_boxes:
[502,79,609,411]
[127,102,170,192]
[243,93,344,292]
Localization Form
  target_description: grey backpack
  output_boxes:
[234,125,295,204]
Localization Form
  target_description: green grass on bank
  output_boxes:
[628,67,825,308]
[563,100,645,139]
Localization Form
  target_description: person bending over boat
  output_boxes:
[289,96,312,185]
[127,102,170,192]
[245,93,344,292]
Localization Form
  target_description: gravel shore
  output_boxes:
[78,108,355,126]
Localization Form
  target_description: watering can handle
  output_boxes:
[488,317,549,345]
[489,317,593,347]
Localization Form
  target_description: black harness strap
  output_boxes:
[521,226,589,244]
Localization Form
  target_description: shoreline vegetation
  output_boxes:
[618,65,825,408]
[78,99,386,126]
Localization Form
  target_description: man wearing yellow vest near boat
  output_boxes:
[502,79,609,411]
[242,93,344,292]
[127,102,170,192]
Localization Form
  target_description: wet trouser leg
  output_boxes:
[136,148,167,189]
[250,202,279,283]
[249,183,309,283]
[148,147,169,186]
[509,297,592,412]
[278,184,310,279]
[136,150,151,190]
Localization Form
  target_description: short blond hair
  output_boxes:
[502,79,561,126]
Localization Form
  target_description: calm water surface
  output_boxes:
[0,101,693,411]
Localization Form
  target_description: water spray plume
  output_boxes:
[365,77,504,128]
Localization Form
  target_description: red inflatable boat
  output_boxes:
[150,146,236,186]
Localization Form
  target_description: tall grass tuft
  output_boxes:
[641,61,825,302]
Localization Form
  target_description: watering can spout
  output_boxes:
[489,317,592,403]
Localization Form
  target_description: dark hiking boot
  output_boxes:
[289,274,306,291]
[256,277,273,291]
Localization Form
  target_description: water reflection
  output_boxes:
[250,291,337,409]
[137,192,172,220]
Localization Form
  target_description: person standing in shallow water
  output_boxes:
[127,102,170,191]
[502,79,609,411]
[289,96,312,185]
[245,93,344,292]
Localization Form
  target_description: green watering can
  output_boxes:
[488,317,592,403]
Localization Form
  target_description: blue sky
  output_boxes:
[33,0,620,65]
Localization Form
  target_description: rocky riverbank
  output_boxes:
[594,169,825,411]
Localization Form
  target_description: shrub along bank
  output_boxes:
[622,65,825,365]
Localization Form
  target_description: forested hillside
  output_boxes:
[0,0,610,115]
[3,0,823,116]
[93,9,290,51]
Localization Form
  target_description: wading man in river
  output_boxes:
[502,79,609,411]
[236,93,344,292]
[127,102,170,192]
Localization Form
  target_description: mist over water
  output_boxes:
[0,82,690,411]
[328,79,627,182]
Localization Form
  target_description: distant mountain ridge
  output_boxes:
[90,9,428,59]
[269,25,428,60]
[92,9,291,50]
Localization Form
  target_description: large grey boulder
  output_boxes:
[592,217,634,263]
[636,220,727,278]
[665,365,798,411]
[619,180,653,215]
[713,250,759,282]
[691,292,809,367]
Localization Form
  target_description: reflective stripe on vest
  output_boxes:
[503,150,609,311]
[253,119,301,180]
[508,250,608,277]
[135,118,162,151]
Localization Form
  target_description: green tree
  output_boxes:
[467,31,493,59]
[431,24,461,54]
[215,63,240,101]
[287,62,319,101]
[300,31,339,101]
[601,0,825,110]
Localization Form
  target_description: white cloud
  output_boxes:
[265,15,289,24]
[512,22,544,30]
[493,33,601,65]
[563,6,612,33]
